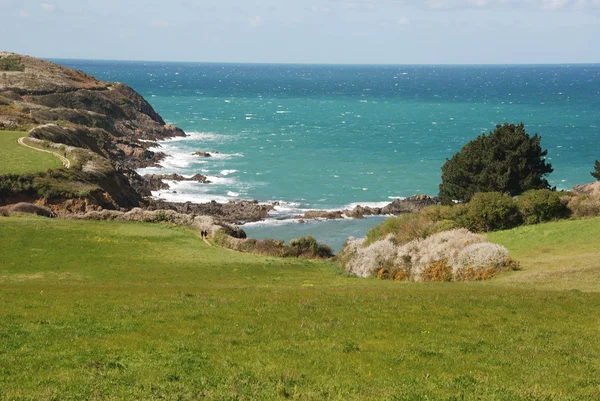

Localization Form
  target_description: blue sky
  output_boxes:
[1,0,599,64]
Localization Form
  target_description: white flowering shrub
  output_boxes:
[339,228,517,282]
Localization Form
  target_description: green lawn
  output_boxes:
[0,130,63,174]
[1,216,600,400]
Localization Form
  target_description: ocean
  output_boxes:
[53,60,600,251]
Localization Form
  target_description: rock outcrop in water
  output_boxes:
[297,195,440,220]
[148,200,275,223]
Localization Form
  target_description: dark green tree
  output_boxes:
[439,123,553,204]
[591,160,600,181]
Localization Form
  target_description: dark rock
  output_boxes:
[148,199,275,223]
[193,151,211,157]
[300,210,345,220]
[381,195,439,214]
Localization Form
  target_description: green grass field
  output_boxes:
[1,216,600,400]
[0,131,63,174]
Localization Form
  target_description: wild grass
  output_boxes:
[488,216,600,292]
[1,216,600,400]
[0,131,63,174]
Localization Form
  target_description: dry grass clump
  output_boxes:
[339,229,517,282]
[567,193,600,217]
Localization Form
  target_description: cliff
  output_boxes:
[0,52,184,211]
[0,52,185,169]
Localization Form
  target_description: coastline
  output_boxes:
[137,133,440,226]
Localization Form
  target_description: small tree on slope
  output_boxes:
[592,160,600,181]
[439,122,553,204]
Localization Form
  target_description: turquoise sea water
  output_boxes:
[54,60,600,250]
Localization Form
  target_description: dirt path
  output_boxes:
[203,237,212,247]
[17,137,71,168]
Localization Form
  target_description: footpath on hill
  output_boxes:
[17,137,70,168]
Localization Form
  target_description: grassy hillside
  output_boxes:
[0,131,63,174]
[1,216,600,400]
[488,217,600,292]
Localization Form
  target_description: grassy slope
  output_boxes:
[488,217,600,292]
[1,217,600,400]
[0,131,63,174]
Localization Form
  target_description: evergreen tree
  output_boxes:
[591,160,600,181]
[439,123,553,204]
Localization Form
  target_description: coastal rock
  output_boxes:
[299,210,345,220]
[381,195,439,215]
[298,195,440,221]
[347,205,380,219]
[193,151,212,157]
[148,199,275,223]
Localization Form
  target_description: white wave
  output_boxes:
[276,110,290,114]
[220,169,238,176]
[151,191,232,204]
[204,176,236,185]
[242,218,302,228]
[160,131,231,143]
[388,196,406,200]
[208,152,244,160]
[227,191,240,197]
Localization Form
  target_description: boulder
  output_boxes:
[0,202,56,218]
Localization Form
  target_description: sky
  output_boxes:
[0,0,599,64]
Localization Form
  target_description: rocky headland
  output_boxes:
[0,52,446,225]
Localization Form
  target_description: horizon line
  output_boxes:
[45,56,600,68]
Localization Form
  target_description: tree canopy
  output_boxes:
[591,160,600,181]
[439,123,553,204]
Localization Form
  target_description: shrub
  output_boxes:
[463,192,522,232]
[0,55,25,72]
[364,212,433,247]
[456,243,510,270]
[516,189,569,224]
[421,260,453,282]
[391,213,434,246]
[439,122,553,204]
[340,228,516,282]
[341,237,398,278]
[286,236,334,258]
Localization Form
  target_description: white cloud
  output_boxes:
[247,15,263,27]
[543,0,569,9]
[40,2,56,12]
[151,20,170,28]
[311,5,332,13]
[397,15,410,24]
[329,0,600,10]
[19,9,30,17]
